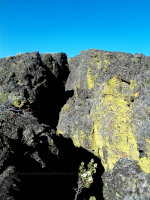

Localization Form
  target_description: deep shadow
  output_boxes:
[52,135,104,200]
[31,58,74,128]
[9,134,104,200]
[1,54,104,200]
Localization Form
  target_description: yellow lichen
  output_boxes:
[93,52,101,62]
[74,82,81,98]
[130,80,137,92]
[138,139,150,173]
[17,80,22,85]
[13,97,25,108]
[132,57,140,64]
[61,104,71,112]
[89,77,139,171]
[104,59,110,70]
[58,74,150,174]
[57,128,64,135]
[89,77,150,173]
[87,67,98,90]
[68,58,72,63]
[49,139,54,146]
[97,60,102,70]
[134,92,139,98]
[72,128,80,147]
[138,157,150,173]
[116,192,121,197]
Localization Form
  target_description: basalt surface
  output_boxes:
[0,51,67,199]
[57,49,150,199]
[0,51,103,200]
[0,50,150,200]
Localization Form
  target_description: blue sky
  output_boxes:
[0,0,150,58]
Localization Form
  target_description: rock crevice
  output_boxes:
[57,49,150,199]
[0,49,150,200]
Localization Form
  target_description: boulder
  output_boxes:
[57,49,150,199]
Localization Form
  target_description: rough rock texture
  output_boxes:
[0,52,69,199]
[0,51,104,200]
[0,51,69,126]
[57,49,150,199]
[0,49,150,199]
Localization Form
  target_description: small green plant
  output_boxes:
[74,158,97,200]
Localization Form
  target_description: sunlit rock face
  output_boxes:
[57,49,150,199]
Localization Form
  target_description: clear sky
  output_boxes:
[0,0,150,58]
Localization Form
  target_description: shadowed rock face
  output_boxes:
[57,49,150,199]
[0,51,104,200]
[0,51,69,127]
[0,49,150,200]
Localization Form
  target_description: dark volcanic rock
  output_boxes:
[57,49,150,199]
[0,52,45,109]
[102,158,150,199]
[0,51,69,126]
[0,166,19,200]
[0,49,150,200]
[0,52,69,199]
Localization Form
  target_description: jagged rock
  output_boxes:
[0,52,68,199]
[41,52,69,80]
[102,158,150,199]
[0,49,150,199]
[0,166,19,200]
[0,52,46,109]
[57,49,150,199]
[0,51,69,126]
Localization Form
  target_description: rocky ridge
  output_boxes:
[0,51,72,199]
[0,49,150,200]
[57,49,150,199]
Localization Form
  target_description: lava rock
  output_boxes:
[57,49,150,199]
[0,51,68,199]
[102,158,150,199]
[0,166,19,200]
[0,49,150,199]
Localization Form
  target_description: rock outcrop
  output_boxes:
[0,49,150,200]
[57,49,150,199]
[0,52,72,199]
